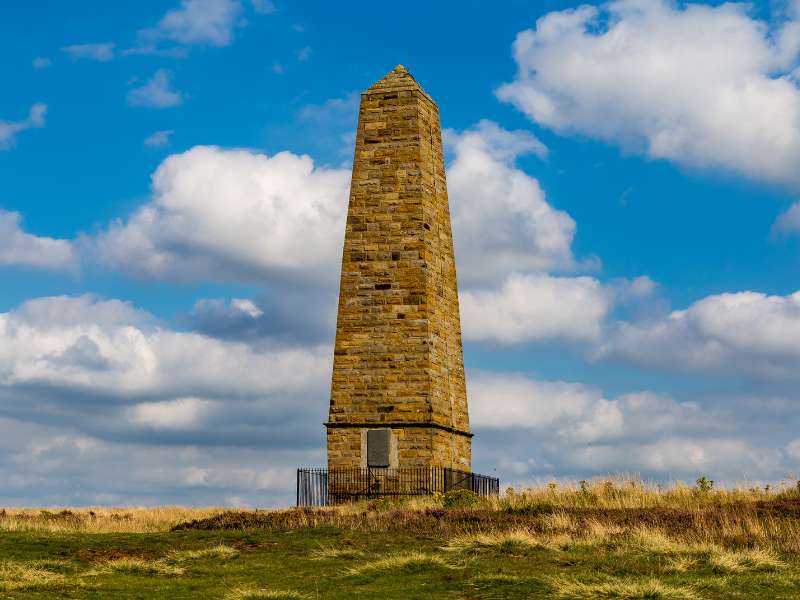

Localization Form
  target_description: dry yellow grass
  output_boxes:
[87,558,185,576]
[224,589,307,600]
[0,506,231,533]
[498,475,787,511]
[310,545,364,560]
[629,526,696,555]
[549,576,702,599]
[0,561,69,592]
[346,551,456,576]
[707,547,784,573]
[167,544,239,562]
[469,573,524,584]
[447,527,555,551]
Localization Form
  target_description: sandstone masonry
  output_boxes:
[326,65,471,471]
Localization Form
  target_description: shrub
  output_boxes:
[443,489,479,509]
[695,477,714,493]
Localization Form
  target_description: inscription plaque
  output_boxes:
[367,429,390,467]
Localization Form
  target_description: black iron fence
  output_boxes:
[297,467,499,506]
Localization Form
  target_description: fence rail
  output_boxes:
[297,467,499,506]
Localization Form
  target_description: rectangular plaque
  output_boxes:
[366,429,390,467]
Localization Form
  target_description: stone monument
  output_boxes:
[326,65,472,472]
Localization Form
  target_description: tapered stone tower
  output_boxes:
[326,65,472,472]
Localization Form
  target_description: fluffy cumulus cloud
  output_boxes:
[443,121,614,345]
[0,103,46,149]
[597,289,800,379]
[0,294,330,505]
[461,273,610,344]
[0,294,327,403]
[0,417,314,505]
[92,145,350,283]
[469,372,790,482]
[87,122,613,343]
[446,120,576,284]
[0,210,76,271]
[127,70,184,108]
[498,0,800,187]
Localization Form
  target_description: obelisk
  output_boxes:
[326,65,471,471]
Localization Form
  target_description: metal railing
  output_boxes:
[297,467,499,506]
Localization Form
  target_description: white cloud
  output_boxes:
[562,438,783,477]
[470,373,622,438]
[144,130,175,147]
[297,46,312,61]
[8,294,148,330]
[92,145,350,283]
[0,294,328,398]
[771,202,800,237]
[597,289,800,378]
[138,0,243,50]
[93,120,584,292]
[0,416,313,505]
[447,120,577,285]
[186,291,336,344]
[461,273,609,344]
[471,373,705,443]
[0,210,76,271]
[0,294,331,506]
[786,438,800,460]
[0,103,46,149]
[128,70,183,108]
[62,43,115,62]
[32,57,51,69]
[231,299,263,318]
[498,0,800,187]
[127,397,215,429]
[470,372,787,481]
[190,298,266,323]
[251,0,275,14]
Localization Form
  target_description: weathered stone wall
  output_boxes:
[327,65,471,471]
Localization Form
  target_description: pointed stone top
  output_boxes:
[365,64,434,104]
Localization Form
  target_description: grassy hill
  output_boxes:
[1,478,799,598]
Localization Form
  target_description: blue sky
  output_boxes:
[2,0,800,506]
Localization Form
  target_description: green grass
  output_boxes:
[0,524,797,598]
[2,480,800,598]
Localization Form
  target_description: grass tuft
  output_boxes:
[0,561,68,591]
[167,544,239,562]
[661,556,697,573]
[629,527,693,555]
[707,547,784,573]
[549,576,702,599]
[448,527,555,552]
[470,573,524,584]
[89,558,184,576]
[311,545,364,560]
[346,551,456,576]
[224,588,307,599]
